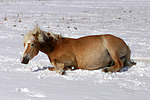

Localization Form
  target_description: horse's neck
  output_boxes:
[39,37,67,57]
[39,38,56,54]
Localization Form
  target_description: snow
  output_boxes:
[0,0,150,100]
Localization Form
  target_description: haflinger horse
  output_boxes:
[21,25,136,75]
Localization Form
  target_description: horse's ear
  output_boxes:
[33,31,39,41]
[33,31,39,38]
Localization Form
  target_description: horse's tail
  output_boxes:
[124,47,136,67]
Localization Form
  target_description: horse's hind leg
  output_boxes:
[102,51,123,73]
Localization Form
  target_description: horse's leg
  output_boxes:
[49,59,66,75]
[49,60,59,71]
[102,52,123,73]
[55,63,66,75]
[49,53,76,75]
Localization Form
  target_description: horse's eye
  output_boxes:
[31,44,35,47]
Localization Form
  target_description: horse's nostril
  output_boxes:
[21,57,29,64]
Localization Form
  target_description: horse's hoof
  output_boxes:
[60,71,65,75]
[102,68,109,73]
[48,67,55,71]
[102,67,118,73]
[57,70,66,75]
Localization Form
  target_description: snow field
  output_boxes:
[0,0,150,100]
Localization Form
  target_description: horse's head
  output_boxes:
[21,26,44,64]
[21,25,63,64]
[21,33,40,64]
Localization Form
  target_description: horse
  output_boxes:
[21,25,136,75]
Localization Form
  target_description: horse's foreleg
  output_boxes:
[55,63,66,75]
[50,60,66,75]
[48,60,59,71]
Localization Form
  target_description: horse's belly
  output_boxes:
[86,54,111,70]
[76,49,112,70]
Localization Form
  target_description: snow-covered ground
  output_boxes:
[0,0,150,100]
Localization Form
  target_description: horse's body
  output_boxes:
[21,26,136,74]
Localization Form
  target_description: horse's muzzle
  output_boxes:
[21,57,29,64]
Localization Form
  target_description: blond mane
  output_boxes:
[23,25,63,43]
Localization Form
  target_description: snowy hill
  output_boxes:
[0,0,150,100]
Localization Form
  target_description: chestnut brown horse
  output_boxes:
[21,25,136,75]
